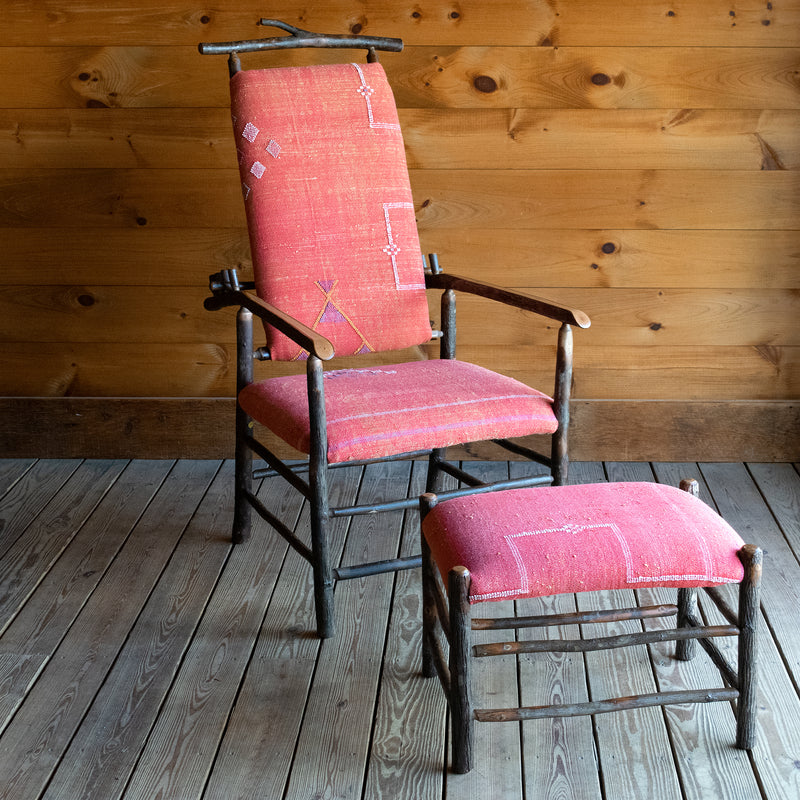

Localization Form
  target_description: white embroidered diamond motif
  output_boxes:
[265,139,281,158]
[242,122,259,143]
[382,243,401,256]
[250,161,266,179]
[358,84,375,97]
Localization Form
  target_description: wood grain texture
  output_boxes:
[2,0,797,460]
[0,460,126,634]
[0,461,220,800]
[692,463,800,799]
[6,108,799,171]
[5,1,800,47]
[1,396,796,461]
[4,228,799,289]
[748,463,800,563]
[4,286,796,347]
[363,462,447,799]
[282,461,409,800]
[3,168,797,230]
[700,463,800,687]
[568,462,683,800]
[203,464,361,800]
[117,466,299,800]
[0,459,81,558]
[442,462,524,799]
[2,457,800,800]
[3,46,799,109]
[2,342,797,400]
[0,460,173,792]
[412,170,800,231]
[605,461,764,800]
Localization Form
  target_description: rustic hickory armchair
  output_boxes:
[200,21,590,638]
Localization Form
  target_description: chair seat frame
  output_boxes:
[201,21,590,638]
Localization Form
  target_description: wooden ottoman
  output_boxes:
[420,480,762,774]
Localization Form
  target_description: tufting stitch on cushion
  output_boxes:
[238,359,558,464]
[230,62,432,360]
[422,483,746,603]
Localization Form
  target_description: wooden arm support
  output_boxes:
[425,272,591,329]
[204,289,335,361]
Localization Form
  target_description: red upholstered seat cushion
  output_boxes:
[230,62,432,360]
[422,483,746,603]
[238,360,558,464]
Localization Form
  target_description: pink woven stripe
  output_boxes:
[238,360,558,463]
[327,394,541,426]
[335,412,555,455]
[422,482,746,603]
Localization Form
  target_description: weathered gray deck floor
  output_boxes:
[0,458,798,800]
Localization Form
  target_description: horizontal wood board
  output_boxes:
[0,457,798,799]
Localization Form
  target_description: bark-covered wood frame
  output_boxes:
[419,485,763,775]
[200,21,590,639]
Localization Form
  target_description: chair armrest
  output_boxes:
[204,289,335,361]
[425,272,591,329]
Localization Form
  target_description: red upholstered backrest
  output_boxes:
[230,63,433,360]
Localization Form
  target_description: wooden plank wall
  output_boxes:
[1,1,798,460]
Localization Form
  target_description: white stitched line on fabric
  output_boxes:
[326,393,549,426]
[479,515,730,604]
[502,523,614,600]
[351,63,402,131]
[381,202,423,291]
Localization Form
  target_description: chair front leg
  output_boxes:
[307,355,335,638]
[551,322,573,486]
[233,307,254,543]
[676,588,698,661]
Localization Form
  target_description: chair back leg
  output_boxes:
[449,566,474,774]
[425,447,447,495]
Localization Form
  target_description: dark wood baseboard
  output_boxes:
[1,398,797,462]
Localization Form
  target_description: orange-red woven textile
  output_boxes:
[238,360,558,463]
[230,63,433,360]
[423,483,746,603]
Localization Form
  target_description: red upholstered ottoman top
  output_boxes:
[422,483,746,603]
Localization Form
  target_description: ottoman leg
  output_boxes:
[449,567,474,774]
[676,588,698,661]
[421,536,437,679]
[736,544,762,750]
[420,493,439,679]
